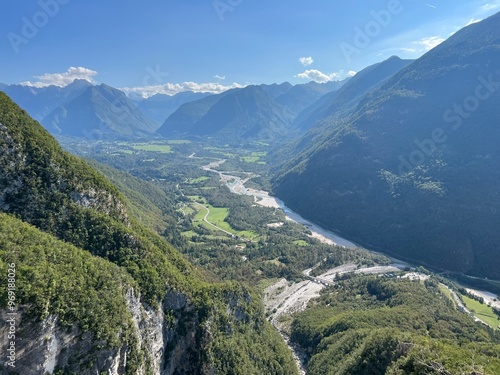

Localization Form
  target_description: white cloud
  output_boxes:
[120,82,245,98]
[214,74,226,80]
[460,2,500,30]
[347,70,357,77]
[20,67,98,88]
[398,36,445,55]
[297,69,346,83]
[418,36,445,51]
[299,56,314,66]
[480,1,500,12]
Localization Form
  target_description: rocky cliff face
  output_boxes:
[0,309,127,375]
[1,288,257,375]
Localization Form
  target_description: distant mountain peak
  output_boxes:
[386,55,402,61]
[66,78,93,88]
[43,84,157,139]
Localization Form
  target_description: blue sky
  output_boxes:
[1,0,500,97]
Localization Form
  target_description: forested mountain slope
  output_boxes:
[273,12,500,279]
[135,91,212,125]
[291,275,500,374]
[294,56,413,132]
[0,92,297,374]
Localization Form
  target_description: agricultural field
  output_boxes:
[166,140,191,145]
[462,295,500,329]
[183,196,258,240]
[131,143,173,153]
[203,146,237,158]
[185,176,210,184]
[240,151,267,164]
[112,140,192,156]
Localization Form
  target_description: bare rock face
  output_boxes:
[126,289,165,375]
[69,188,129,225]
[0,309,126,375]
[0,290,165,374]
[0,286,258,375]
[0,291,164,375]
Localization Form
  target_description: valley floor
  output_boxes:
[69,139,500,372]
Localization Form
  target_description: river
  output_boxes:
[202,159,359,249]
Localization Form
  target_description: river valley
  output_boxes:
[199,157,500,373]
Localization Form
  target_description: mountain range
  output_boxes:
[273,11,500,279]
[134,91,212,124]
[157,81,344,143]
[1,80,345,143]
[273,55,414,161]
[1,80,160,139]
[3,14,500,280]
